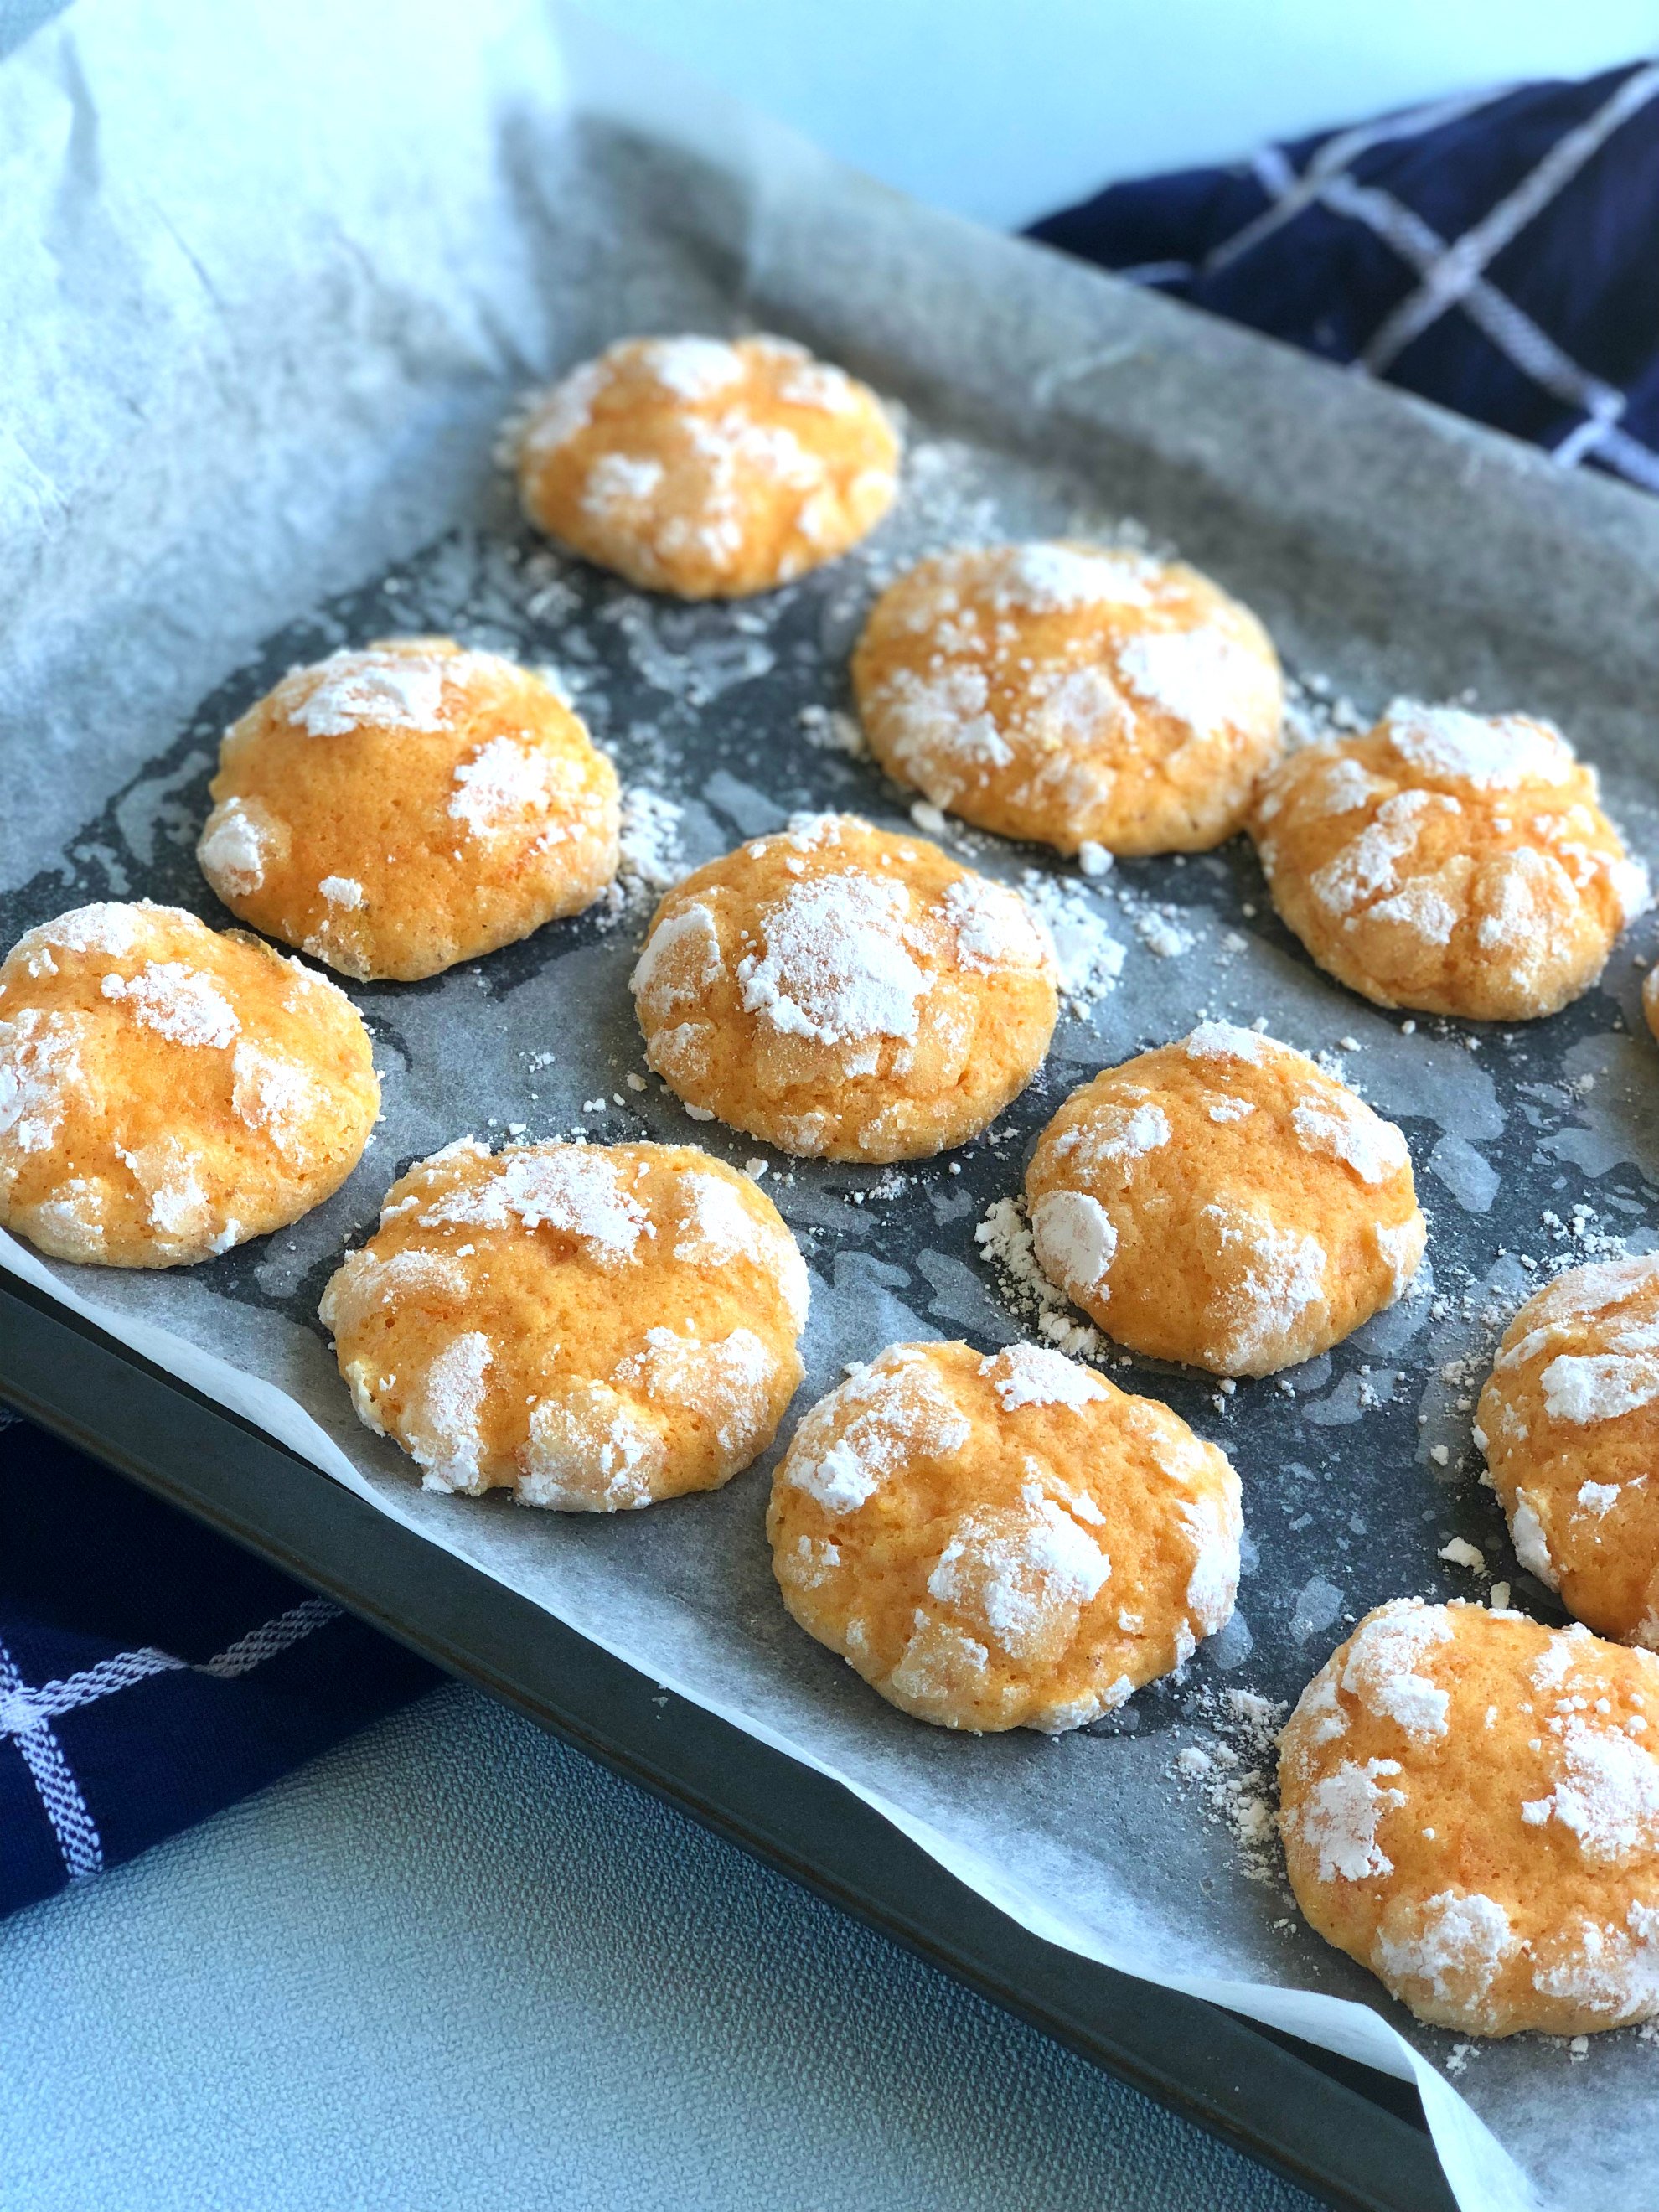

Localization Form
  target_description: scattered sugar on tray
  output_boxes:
[1013,871,1124,1016]
[797,704,865,757]
[1170,1683,1290,1884]
[974,1195,1111,1362]
[606,788,686,910]
[1281,670,1372,752]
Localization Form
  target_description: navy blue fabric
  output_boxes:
[1029,60,1659,494]
[0,1408,437,1917]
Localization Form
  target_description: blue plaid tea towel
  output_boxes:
[0,1408,437,1915]
[1029,59,1659,493]
[6,53,1658,1923]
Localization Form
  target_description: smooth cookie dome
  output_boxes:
[0,901,378,1268]
[630,813,1059,1161]
[514,334,899,599]
[1253,700,1647,1021]
[199,637,619,982]
[850,540,1284,856]
[768,1338,1242,1734]
[1280,1600,1659,2038]
[1477,1255,1659,1646]
[320,1140,808,1509]
[1024,1021,1424,1377]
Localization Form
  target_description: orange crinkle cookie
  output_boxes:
[1281,1599,1659,2037]
[321,1140,809,1511]
[1024,1021,1424,1377]
[199,637,618,981]
[768,1338,1241,1734]
[1478,1254,1659,1647]
[0,900,377,1266]
[1252,700,1647,1020]
[630,813,1059,1161]
[514,334,899,598]
[851,540,1283,856]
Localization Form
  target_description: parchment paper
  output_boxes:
[8,5,1659,2204]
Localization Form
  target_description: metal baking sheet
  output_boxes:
[7,7,1659,2206]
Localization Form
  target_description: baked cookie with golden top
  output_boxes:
[1280,1599,1659,2037]
[1024,1022,1424,1377]
[0,901,377,1267]
[630,813,1058,1161]
[850,541,1283,855]
[199,638,618,981]
[768,1338,1241,1733]
[1476,1255,1659,1645]
[1253,700,1647,1020]
[320,1140,807,1509]
[514,334,899,598]
[1643,963,1659,1045]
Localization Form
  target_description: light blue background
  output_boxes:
[7,4,1657,2206]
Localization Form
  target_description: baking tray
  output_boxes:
[0,1269,1450,2212]
[9,13,1659,2204]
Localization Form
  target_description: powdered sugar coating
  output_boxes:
[101,962,240,1050]
[1339,1600,1453,1739]
[1382,700,1577,789]
[769,1339,1240,1734]
[939,876,1056,976]
[447,736,564,836]
[978,1341,1109,1413]
[322,1140,808,1512]
[198,798,287,899]
[1031,1189,1119,1301]
[738,873,931,1047]
[284,644,460,736]
[1293,1758,1408,1883]
[1372,1893,1517,2028]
